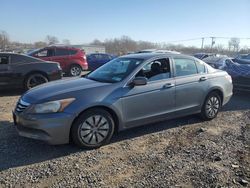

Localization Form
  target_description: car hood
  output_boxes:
[22,78,110,103]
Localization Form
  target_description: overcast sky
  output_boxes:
[1,0,250,47]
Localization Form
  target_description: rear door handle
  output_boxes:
[200,76,207,81]
[163,83,175,89]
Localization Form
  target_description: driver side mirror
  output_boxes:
[131,77,147,86]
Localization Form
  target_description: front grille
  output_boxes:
[15,99,30,113]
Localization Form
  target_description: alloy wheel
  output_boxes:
[26,74,48,89]
[205,96,220,118]
[70,66,81,76]
[79,115,110,145]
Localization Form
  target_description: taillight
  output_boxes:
[225,74,232,83]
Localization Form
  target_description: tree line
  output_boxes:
[0,30,249,55]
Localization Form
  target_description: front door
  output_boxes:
[121,58,176,128]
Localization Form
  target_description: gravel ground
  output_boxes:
[0,90,249,188]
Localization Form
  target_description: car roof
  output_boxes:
[47,45,79,50]
[121,52,195,61]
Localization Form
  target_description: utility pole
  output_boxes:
[201,37,204,49]
[211,37,215,52]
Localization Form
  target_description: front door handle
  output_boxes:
[200,76,207,81]
[163,83,175,89]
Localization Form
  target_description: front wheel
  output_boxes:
[69,65,82,76]
[71,109,115,149]
[200,92,221,120]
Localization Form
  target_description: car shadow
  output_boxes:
[0,115,201,171]
[0,91,249,171]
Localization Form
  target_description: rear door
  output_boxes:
[173,57,208,115]
[53,48,70,71]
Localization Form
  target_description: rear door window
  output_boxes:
[174,58,198,77]
[0,56,9,64]
[69,49,77,55]
[55,48,69,56]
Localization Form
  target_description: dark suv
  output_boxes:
[29,46,88,76]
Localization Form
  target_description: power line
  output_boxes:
[167,37,250,43]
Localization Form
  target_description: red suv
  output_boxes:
[29,46,88,76]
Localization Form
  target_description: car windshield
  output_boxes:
[86,57,144,83]
[27,49,40,55]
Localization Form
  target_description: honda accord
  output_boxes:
[13,53,233,148]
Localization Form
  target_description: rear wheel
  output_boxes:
[71,109,115,149]
[200,92,221,120]
[24,73,48,90]
[69,64,82,76]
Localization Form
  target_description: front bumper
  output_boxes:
[13,111,74,145]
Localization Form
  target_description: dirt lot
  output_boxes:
[0,90,249,187]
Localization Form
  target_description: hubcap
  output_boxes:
[70,66,81,76]
[206,96,220,118]
[79,115,109,145]
[27,74,48,89]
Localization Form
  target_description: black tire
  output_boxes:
[200,92,221,120]
[24,73,48,90]
[69,64,82,77]
[71,108,115,149]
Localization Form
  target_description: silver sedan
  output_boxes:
[13,53,233,148]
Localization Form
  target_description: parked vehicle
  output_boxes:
[202,56,229,69]
[13,53,233,148]
[0,53,62,90]
[87,53,116,71]
[232,54,250,64]
[193,53,217,60]
[203,56,250,91]
[28,46,88,76]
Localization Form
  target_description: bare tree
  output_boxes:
[0,30,9,51]
[102,36,158,55]
[62,39,71,45]
[45,35,59,45]
[90,39,103,46]
[34,41,47,48]
[228,38,240,52]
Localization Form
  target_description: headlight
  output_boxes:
[28,98,75,114]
